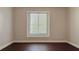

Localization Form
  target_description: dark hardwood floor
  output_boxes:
[1,43,79,51]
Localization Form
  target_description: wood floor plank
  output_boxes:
[1,43,79,51]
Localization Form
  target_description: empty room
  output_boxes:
[0,7,79,51]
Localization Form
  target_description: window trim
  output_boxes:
[27,11,50,37]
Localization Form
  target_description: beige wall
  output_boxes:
[0,8,13,47]
[67,8,79,46]
[13,7,67,42]
[0,7,79,48]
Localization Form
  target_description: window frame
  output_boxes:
[27,11,50,37]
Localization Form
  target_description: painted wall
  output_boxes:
[0,7,79,48]
[13,7,67,42]
[0,8,13,47]
[67,8,79,46]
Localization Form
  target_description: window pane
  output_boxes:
[30,13,38,34]
[28,12,48,37]
[38,14,48,34]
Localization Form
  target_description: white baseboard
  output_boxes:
[14,40,67,43]
[0,41,13,50]
[67,41,79,49]
[1,40,79,50]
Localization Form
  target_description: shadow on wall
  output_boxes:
[0,13,4,32]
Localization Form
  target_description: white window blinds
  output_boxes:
[27,11,49,37]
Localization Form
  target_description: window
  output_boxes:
[27,11,50,37]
